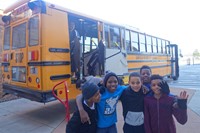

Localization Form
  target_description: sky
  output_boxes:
[0,0,199,55]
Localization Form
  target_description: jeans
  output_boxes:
[123,123,145,133]
[96,124,117,133]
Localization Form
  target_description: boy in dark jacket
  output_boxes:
[140,65,152,90]
[120,72,147,133]
[144,74,188,133]
[66,82,101,133]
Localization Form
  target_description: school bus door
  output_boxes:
[27,15,41,90]
[10,21,28,88]
[169,44,179,80]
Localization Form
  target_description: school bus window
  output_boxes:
[125,30,131,51]
[12,23,26,49]
[110,26,120,48]
[139,34,146,52]
[3,27,10,50]
[104,24,109,47]
[121,29,125,49]
[170,47,175,58]
[91,38,98,49]
[157,39,162,53]
[130,31,139,51]
[12,66,26,83]
[79,19,98,52]
[166,41,170,54]
[29,16,39,46]
[152,37,157,53]
[82,37,98,53]
[166,40,169,45]
[146,35,152,53]
[162,40,166,54]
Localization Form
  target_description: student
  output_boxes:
[140,65,175,96]
[140,65,152,90]
[66,82,101,133]
[69,21,80,43]
[120,72,147,133]
[76,72,126,133]
[144,74,188,133]
[69,21,80,78]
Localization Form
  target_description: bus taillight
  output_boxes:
[28,77,32,82]
[3,54,9,62]
[28,51,39,61]
[59,90,63,95]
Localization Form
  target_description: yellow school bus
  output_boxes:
[1,0,179,103]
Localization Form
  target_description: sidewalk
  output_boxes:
[0,88,200,133]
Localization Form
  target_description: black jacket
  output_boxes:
[120,86,146,133]
[66,100,97,133]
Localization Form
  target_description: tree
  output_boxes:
[193,49,200,60]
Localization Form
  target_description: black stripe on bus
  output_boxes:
[49,48,70,53]
[128,64,170,71]
[1,62,10,66]
[28,61,70,66]
[127,60,170,63]
[50,74,71,80]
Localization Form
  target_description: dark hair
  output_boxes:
[150,74,163,81]
[103,72,119,87]
[140,65,152,73]
[129,72,140,80]
[81,82,99,100]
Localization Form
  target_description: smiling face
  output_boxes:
[141,69,151,84]
[151,79,162,95]
[106,76,118,93]
[90,90,101,103]
[129,76,142,92]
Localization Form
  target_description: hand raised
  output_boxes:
[178,91,189,100]
[177,91,189,109]
[158,81,170,95]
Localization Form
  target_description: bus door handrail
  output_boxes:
[52,81,70,121]
[105,42,122,60]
